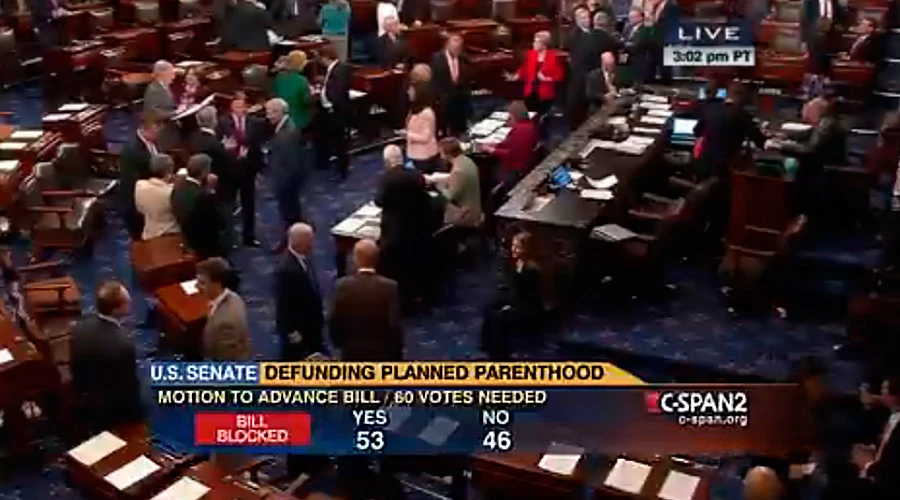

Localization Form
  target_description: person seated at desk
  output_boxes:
[172,154,229,259]
[480,100,538,187]
[376,15,408,70]
[771,96,846,166]
[272,50,313,131]
[377,0,401,36]
[70,280,143,432]
[376,144,433,311]
[174,67,208,111]
[846,17,880,63]
[404,83,439,172]
[586,51,621,110]
[430,137,482,229]
[222,0,273,51]
[480,231,545,360]
[509,30,564,117]
[430,33,471,136]
[135,154,180,240]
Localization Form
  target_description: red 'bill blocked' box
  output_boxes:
[195,412,312,446]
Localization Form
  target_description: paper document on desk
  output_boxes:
[356,203,382,218]
[580,189,613,200]
[0,160,19,172]
[417,416,459,446]
[105,455,160,491]
[333,217,367,235]
[10,130,43,140]
[537,442,584,476]
[579,139,603,158]
[175,60,203,68]
[151,477,210,500]
[59,103,90,112]
[68,431,127,466]
[639,102,671,111]
[0,142,27,151]
[349,90,367,100]
[604,458,651,494]
[592,224,637,241]
[781,122,812,132]
[489,111,509,121]
[648,109,673,118]
[173,94,216,121]
[43,113,72,122]
[641,94,669,103]
[357,222,380,240]
[470,118,504,136]
[608,116,628,126]
[640,115,668,126]
[0,348,13,366]
[633,126,662,135]
[587,174,617,189]
[180,279,198,295]
[658,470,701,500]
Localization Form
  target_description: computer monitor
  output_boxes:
[698,87,727,100]
[549,165,573,188]
[672,118,698,137]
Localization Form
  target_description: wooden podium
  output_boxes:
[129,234,197,291]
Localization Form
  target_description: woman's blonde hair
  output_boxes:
[285,50,308,72]
[534,30,552,48]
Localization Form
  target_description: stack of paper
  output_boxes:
[648,109,673,118]
[417,416,459,446]
[604,458,651,494]
[489,111,509,121]
[580,189,613,201]
[349,90,367,100]
[591,224,637,242]
[151,477,210,500]
[608,116,628,126]
[10,130,43,140]
[470,118,505,137]
[43,113,72,122]
[781,122,812,133]
[104,455,160,491]
[580,139,603,158]
[537,442,584,476]
[357,222,380,239]
[640,115,668,126]
[356,204,382,218]
[333,217,367,235]
[0,348,13,366]
[68,431,127,466]
[180,279,198,295]
[641,94,669,103]
[59,103,90,112]
[483,126,511,144]
[658,470,701,500]
[0,160,19,172]
[0,142,27,151]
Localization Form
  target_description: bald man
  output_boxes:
[70,280,143,431]
[329,239,403,361]
[275,223,324,359]
[744,466,783,500]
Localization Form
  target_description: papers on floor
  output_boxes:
[180,279,198,295]
[173,94,216,121]
[591,224,637,242]
[417,416,459,446]
[68,431,126,466]
[641,94,669,103]
[470,118,505,137]
[781,122,812,133]
[151,477,210,500]
[580,189,613,201]
[59,103,90,112]
[356,203,382,218]
[604,458,652,494]
[0,160,19,172]
[640,115,668,126]
[537,442,584,476]
[0,142,27,151]
[0,348,13,366]
[648,109,673,118]
[104,455,160,491]
[587,174,617,189]
[10,130,43,140]
[43,113,71,122]
[658,470,701,500]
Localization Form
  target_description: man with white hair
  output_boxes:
[265,98,306,251]
[382,144,404,169]
[143,60,179,149]
[275,222,324,359]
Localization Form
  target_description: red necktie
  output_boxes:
[234,115,245,143]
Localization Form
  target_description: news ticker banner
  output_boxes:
[149,362,810,456]
[664,21,755,67]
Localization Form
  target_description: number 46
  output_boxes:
[483,430,512,451]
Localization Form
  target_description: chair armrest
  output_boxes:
[642,192,676,205]
[728,244,776,258]
[17,260,66,274]
[628,209,664,221]
[27,206,73,214]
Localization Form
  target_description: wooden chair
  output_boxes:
[54,143,119,196]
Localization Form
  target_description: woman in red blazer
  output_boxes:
[513,30,564,116]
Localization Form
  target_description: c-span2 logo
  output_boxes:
[645,390,749,427]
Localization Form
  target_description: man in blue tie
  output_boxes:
[275,223,324,360]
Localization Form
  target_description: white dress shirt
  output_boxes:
[134,177,179,240]
[820,0,832,19]
[320,60,338,110]
[209,289,230,316]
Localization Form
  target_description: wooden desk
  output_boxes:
[472,452,587,498]
[754,52,806,87]
[129,234,197,291]
[58,10,92,46]
[64,423,181,500]
[154,280,208,357]
[100,27,160,61]
[404,23,444,62]
[832,59,875,87]
[447,18,499,50]
[351,66,406,112]
[0,131,62,210]
[213,51,272,74]
[756,19,800,47]
[331,201,382,277]
[43,103,107,148]
[351,0,377,34]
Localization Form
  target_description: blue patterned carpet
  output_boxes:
[0,82,874,499]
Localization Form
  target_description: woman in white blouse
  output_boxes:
[135,154,180,240]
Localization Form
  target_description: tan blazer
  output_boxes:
[135,178,180,240]
[203,290,252,361]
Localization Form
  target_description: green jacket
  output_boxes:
[273,71,312,130]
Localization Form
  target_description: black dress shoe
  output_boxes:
[243,239,261,248]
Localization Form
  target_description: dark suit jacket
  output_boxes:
[190,129,235,195]
[375,167,432,248]
[592,28,621,57]
[694,101,766,175]
[70,314,143,428]
[849,33,879,63]
[888,1,900,30]
[781,116,847,166]
[567,27,601,84]
[399,0,430,23]
[323,61,352,117]
[171,179,227,258]
[118,134,153,214]
[266,119,306,186]
[217,113,266,174]
[26,0,54,23]
[275,252,323,356]
[376,33,408,69]
[223,0,273,50]
[330,271,403,361]
[143,80,177,117]
[585,67,622,103]
[429,50,471,98]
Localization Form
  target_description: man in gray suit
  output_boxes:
[264,98,307,250]
[196,257,252,360]
[143,60,179,150]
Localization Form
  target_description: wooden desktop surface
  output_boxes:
[154,281,208,356]
[129,234,197,291]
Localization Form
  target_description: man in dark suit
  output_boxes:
[70,281,142,432]
[143,60,179,150]
[376,15,408,70]
[694,81,766,178]
[566,6,600,130]
[853,377,900,499]
[27,0,67,47]
[375,145,433,310]
[622,8,653,84]
[848,17,880,63]
[430,33,471,136]
[316,46,352,179]
[585,51,621,109]
[265,98,307,246]
[330,239,403,361]
[191,106,234,204]
[222,0,273,50]
[275,223,323,359]
[172,154,229,259]
[217,92,263,247]
[270,0,317,37]
[118,113,160,240]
